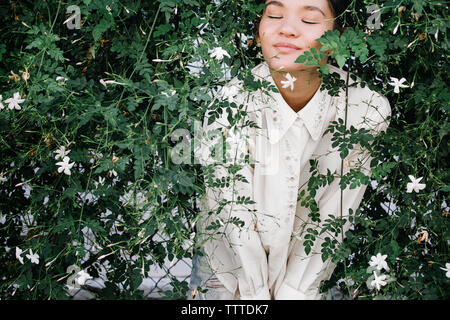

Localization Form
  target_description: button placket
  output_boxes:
[313,92,328,133]
[283,138,300,215]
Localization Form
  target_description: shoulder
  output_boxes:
[204,65,267,130]
[328,64,392,134]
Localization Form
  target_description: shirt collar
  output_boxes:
[251,61,333,144]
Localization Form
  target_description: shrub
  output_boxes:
[0,0,448,299]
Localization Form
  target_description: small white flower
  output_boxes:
[161,89,176,97]
[0,214,6,224]
[54,146,70,160]
[108,169,117,178]
[371,271,387,290]
[388,77,409,94]
[337,276,355,287]
[4,92,25,110]
[0,95,4,110]
[280,73,297,91]
[56,76,68,84]
[209,47,231,60]
[56,156,75,175]
[107,80,123,85]
[93,176,106,188]
[406,175,426,193]
[100,79,124,88]
[344,277,355,287]
[417,229,429,244]
[138,229,146,238]
[16,247,24,264]
[393,21,400,35]
[75,270,93,286]
[0,172,7,182]
[26,249,39,264]
[369,253,390,272]
[440,263,450,278]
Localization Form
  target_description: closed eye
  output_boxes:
[302,20,318,24]
[268,16,282,19]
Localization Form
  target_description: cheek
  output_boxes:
[258,18,276,40]
[304,26,332,48]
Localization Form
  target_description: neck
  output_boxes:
[270,66,322,113]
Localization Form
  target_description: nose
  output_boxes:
[278,15,300,38]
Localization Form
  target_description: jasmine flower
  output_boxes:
[161,89,176,97]
[371,271,387,290]
[56,76,68,84]
[75,270,93,286]
[100,79,124,88]
[16,247,24,264]
[56,156,75,175]
[393,21,400,35]
[93,176,105,188]
[280,73,297,91]
[4,92,25,110]
[406,175,426,193]
[26,249,39,264]
[369,252,390,272]
[388,77,409,94]
[417,229,429,244]
[107,169,117,178]
[54,146,70,160]
[209,47,231,60]
[440,263,450,278]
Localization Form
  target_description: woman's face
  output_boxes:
[258,0,335,72]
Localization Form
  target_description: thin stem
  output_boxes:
[340,57,352,298]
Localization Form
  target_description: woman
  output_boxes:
[189,0,391,300]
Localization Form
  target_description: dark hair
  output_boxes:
[327,0,352,33]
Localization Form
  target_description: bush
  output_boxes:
[0,0,448,299]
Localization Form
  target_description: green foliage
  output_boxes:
[0,0,448,301]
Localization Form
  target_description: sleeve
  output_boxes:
[195,93,271,300]
[275,92,391,300]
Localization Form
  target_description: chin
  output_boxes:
[265,57,307,73]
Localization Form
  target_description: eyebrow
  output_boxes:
[265,1,326,17]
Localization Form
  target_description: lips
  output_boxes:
[274,42,301,50]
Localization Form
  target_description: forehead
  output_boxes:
[264,0,327,16]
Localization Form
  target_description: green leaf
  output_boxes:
[391,239,401,257]
[295,55,307,63]
[93,17,113,41]
[130,268,143,291]
[336,55,347,68]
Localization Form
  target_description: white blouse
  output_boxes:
[195,61,391,300]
